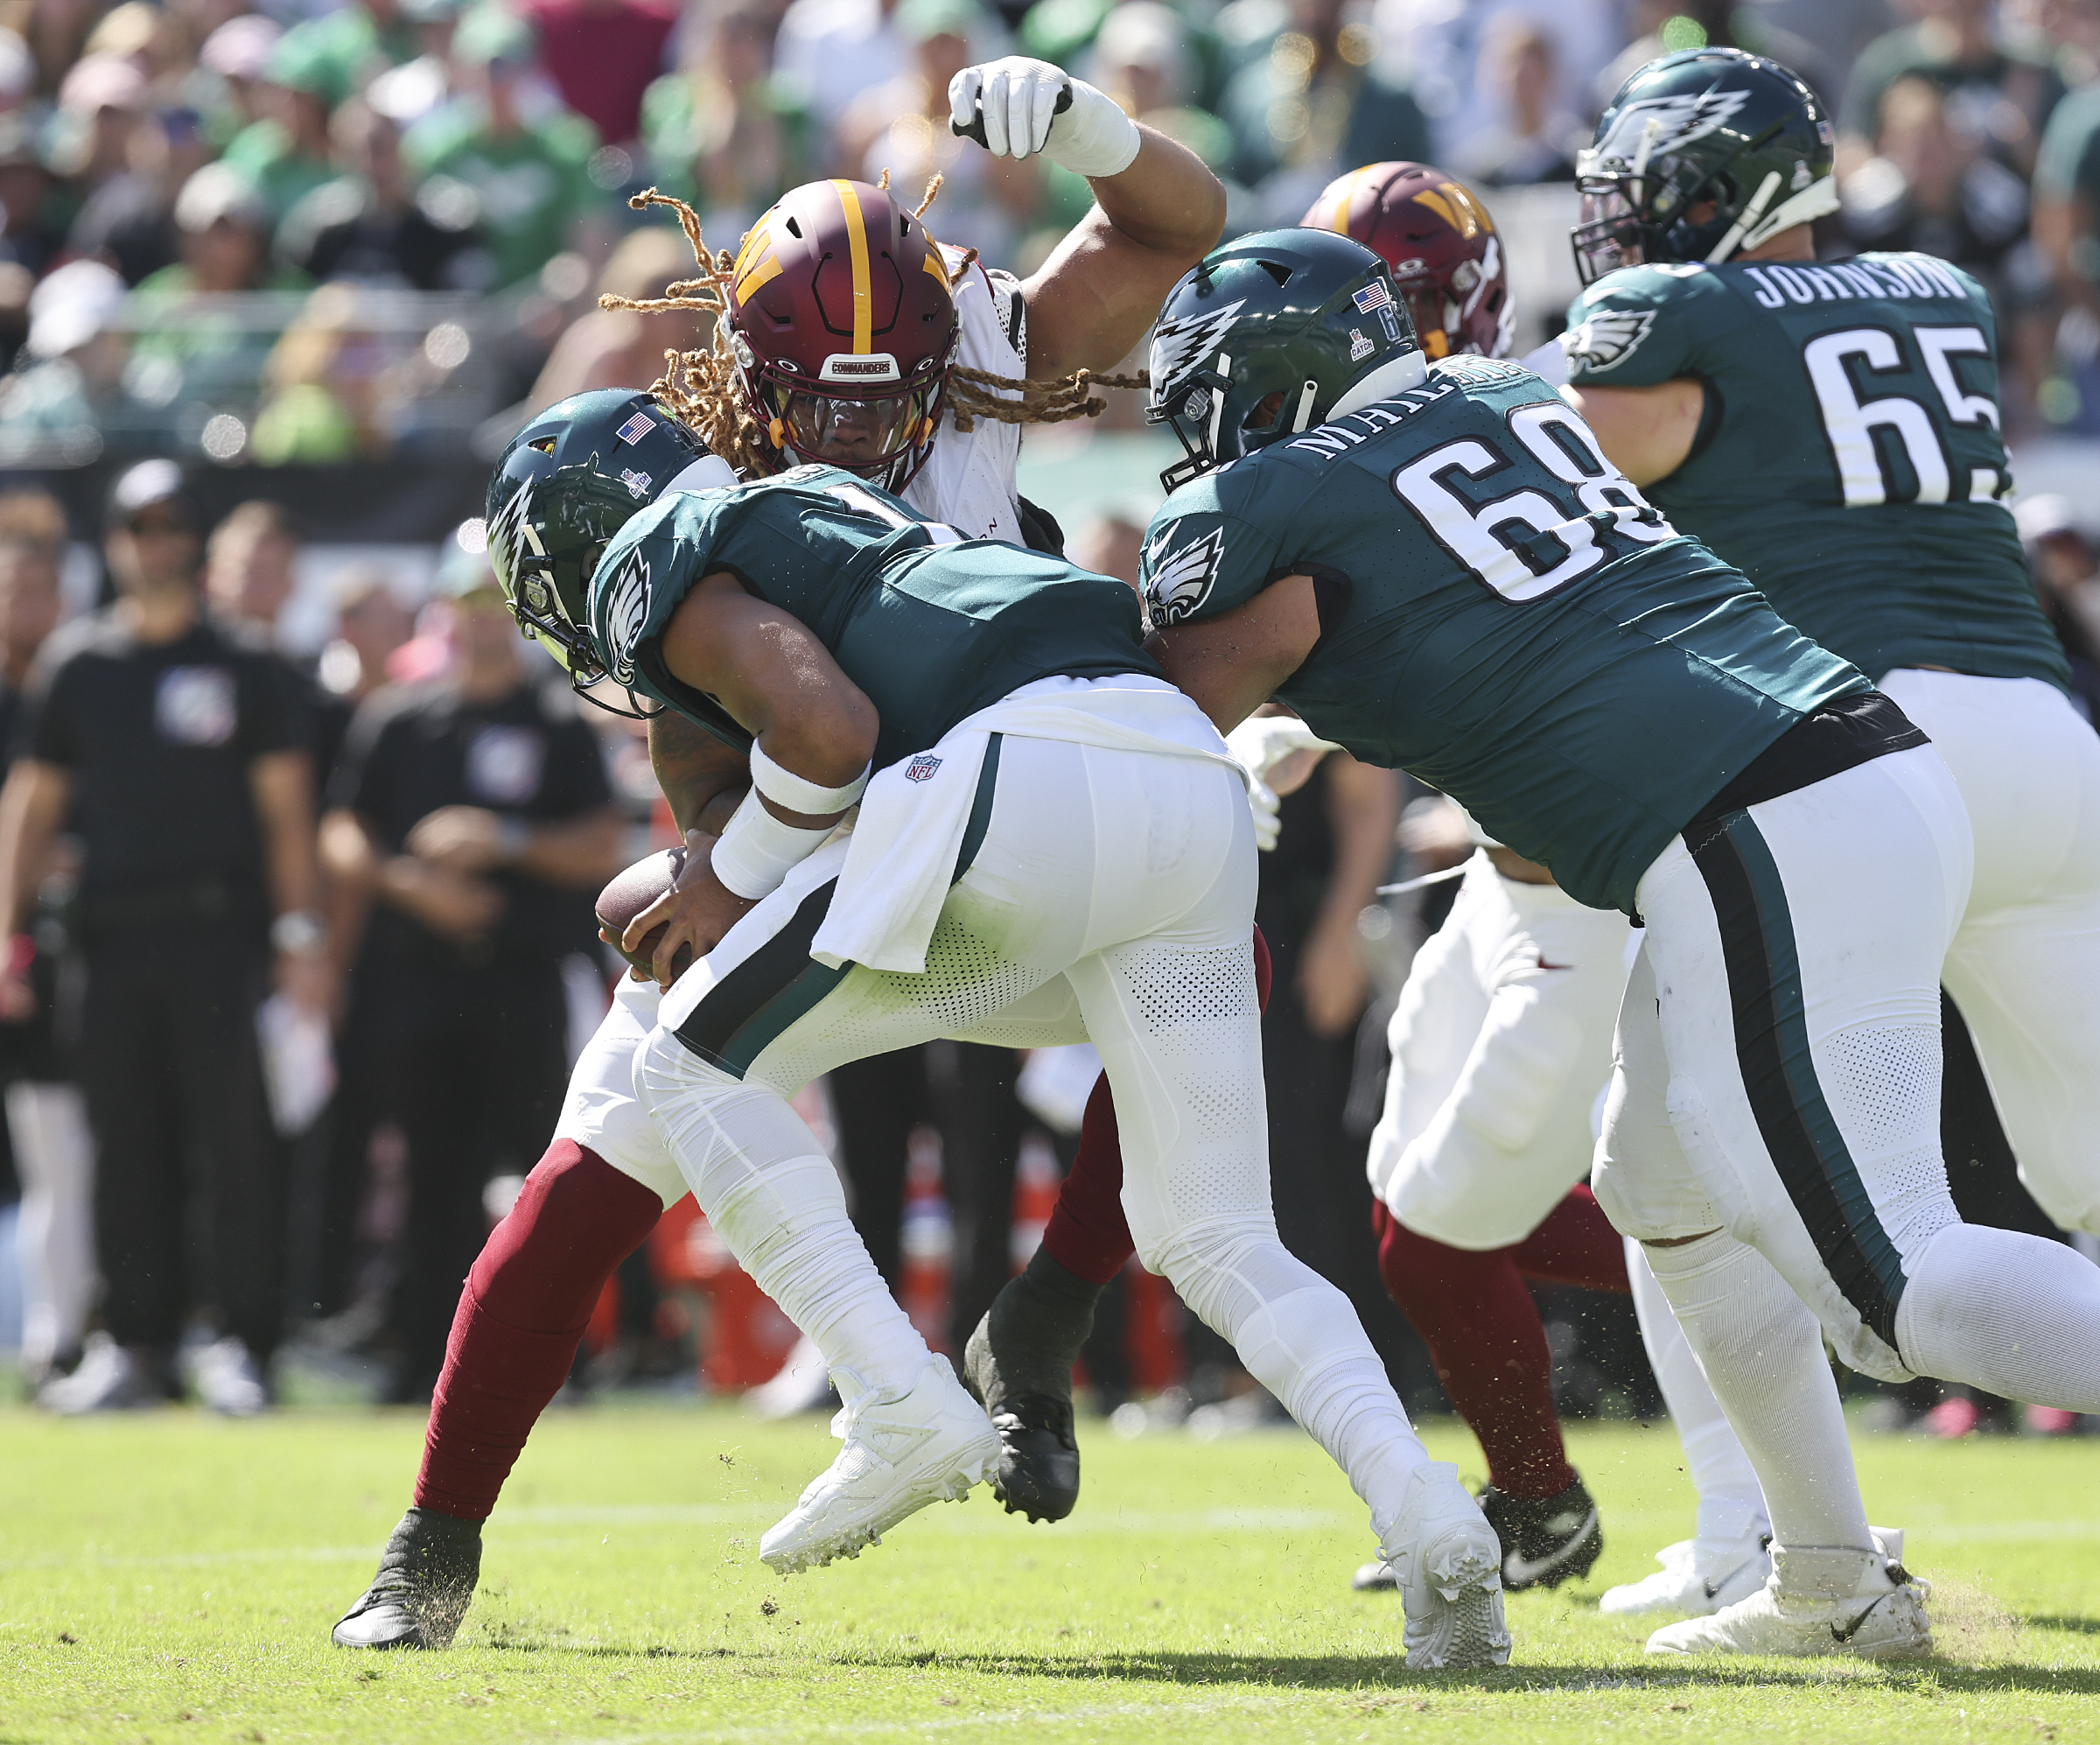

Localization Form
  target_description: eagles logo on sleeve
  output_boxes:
[597,548,654,684]
[1562,306,1657,374]
[1143,524,1225,625]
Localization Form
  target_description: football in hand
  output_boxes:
[596,845,692,978]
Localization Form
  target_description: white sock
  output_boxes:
[1152,1213,1432,1531]
[1642,1229,1872,1553]
[635,1034,931,1398]
[1625,1235,1769,1545]
[1896,1223,2100,1410]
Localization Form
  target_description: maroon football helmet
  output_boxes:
[1302,163,1513,360]
[724,179,961,493]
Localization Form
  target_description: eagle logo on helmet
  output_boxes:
[1561,306,1658,373]
[1149,300,1247,404]
[1585,88,1753,172]
[1143,525,1225,626]
[598,548,653,684]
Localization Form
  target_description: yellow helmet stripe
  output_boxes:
[1329,163,1378,233]
[833,179,873,354]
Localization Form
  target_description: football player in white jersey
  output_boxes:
[332,54,1232,1652]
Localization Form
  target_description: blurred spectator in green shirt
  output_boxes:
[222,32,352,221]
[639,0,814,234]
[1219,0,1429,222]
[404,7,600,288]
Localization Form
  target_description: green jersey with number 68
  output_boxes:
[1139,354,1868,914]
[1563,254,2066,690]
[588,464,1158,769]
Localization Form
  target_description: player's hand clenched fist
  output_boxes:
[948,57,1140,177]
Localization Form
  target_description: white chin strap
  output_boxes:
[1710,172,1841,263]
[1328,350,1431,423]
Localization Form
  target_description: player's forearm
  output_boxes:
[1089,127,1228,263]
[648,711,753,837]
[1023,130,1227,380]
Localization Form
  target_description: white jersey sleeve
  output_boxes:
[901,245,1027,544]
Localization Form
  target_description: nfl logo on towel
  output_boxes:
[1353,282,1393,313]
[906,753,942,782]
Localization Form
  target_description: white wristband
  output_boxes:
[1046,75,1142,178]
[749,741,869,816]
[710,787,833,901]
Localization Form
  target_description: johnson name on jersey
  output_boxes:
[1138,354,1867,914]
[1563,254,2067,690]
[589,466,1156,770]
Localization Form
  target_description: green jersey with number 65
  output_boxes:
[1562,254,2066,690]
[588,465,1158,769]
[1138,354,1868,914]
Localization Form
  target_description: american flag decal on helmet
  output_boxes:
[1353,282,1393,313]
[614,411,655,445]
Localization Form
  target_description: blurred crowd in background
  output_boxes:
[5,0,2100,1438]
[8,0,2100,455]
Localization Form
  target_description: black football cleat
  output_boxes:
[962,1248,1105,1524]
[332,1508,483,1649]
[1480,1472,1603,1592]
[984,1392,1082,1523]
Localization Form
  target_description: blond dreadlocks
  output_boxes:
[598,185,1146,474]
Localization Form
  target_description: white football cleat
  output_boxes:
[1600,1534,1771,1616]
[187,1336,270,1417]
[38,1335,162,1414]
[760,1354,1001,1575]
[1376,1462,1512,1670]
[1643,1538,1930,1659]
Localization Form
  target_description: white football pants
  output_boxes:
[1597,745,2100,1398]
[1879,668,2100,1234]
[1368,851,1634,1247]
[634,730,1437,1539]
[1369,850,1764,1537]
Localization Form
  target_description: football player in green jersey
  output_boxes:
[484,455,1516,1668]
[1559,46,2100,1655]
[1130,223,2100,1658]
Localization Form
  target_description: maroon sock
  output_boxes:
[1373,1201,1575,1500]
[1509,1185,1631,1294]
[414,1141,662,1521]
[1040,926,1274,1285]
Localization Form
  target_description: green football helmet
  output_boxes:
[1572,47,1838,286]
[1146,228,1430,492]
[485,389,732,686]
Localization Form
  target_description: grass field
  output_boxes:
[3,1403,2098,1743]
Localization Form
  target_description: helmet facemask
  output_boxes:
[732,326,955,493]
[1572,52,1842,286]
[487,470,609,685]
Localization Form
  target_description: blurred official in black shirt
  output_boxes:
[322,547,620,1400]
[0,459,328,1414]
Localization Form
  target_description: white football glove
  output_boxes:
[1226,714,1337,852]
[948,57,1141,177]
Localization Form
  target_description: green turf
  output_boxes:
[3,1403,2097,1742]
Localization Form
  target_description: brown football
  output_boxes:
[595,845,692,978]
